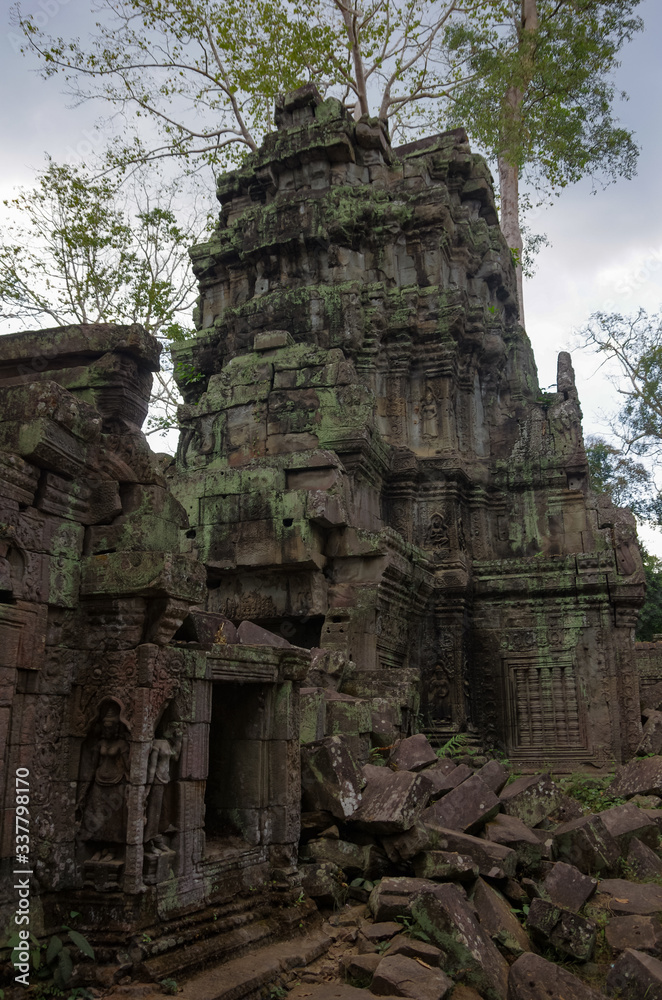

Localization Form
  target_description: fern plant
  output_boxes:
[435,733,470,759]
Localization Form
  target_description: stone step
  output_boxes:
[139,895,317,983]
[141,915,281,982]
[424,725,484,754]
[140,895,274,958]
[122,929,332,1000]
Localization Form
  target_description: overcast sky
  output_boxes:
[2,1,661,545]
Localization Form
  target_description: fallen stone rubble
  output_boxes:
[287,731,662,1000]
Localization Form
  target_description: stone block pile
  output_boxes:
[289,727,662,999]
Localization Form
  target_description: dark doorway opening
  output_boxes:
[204,681,266,853]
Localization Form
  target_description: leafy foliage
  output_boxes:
[443,0,642,311]
[638,554,662,642]
[394,913,431,942]
[16,0,640,185]
[557,772,624,812]
[0,159,210,434]
[0,159,199,335]
[30,925,95,994]
[12,0,498,171]
[585,435,662,525]
[445,1,642,197]
[435,732,472,758]
[581,309,662,459]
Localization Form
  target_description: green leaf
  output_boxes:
[57,946,73,985]
[46,934,64,964]
[66,928,95,959]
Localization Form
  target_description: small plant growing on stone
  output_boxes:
[436,733,470,759]
[25,924,95,994]
[558,772,625,812]
[394,914,431,943]
[369,744,393,763]
[349,877,375,892]
[160,979,179,995]
[174,361,205,386]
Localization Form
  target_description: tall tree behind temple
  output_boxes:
[13,0,497,171]
[444,0,642,320]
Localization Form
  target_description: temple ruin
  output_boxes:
[172,83,645,768]
[0,84,649,984]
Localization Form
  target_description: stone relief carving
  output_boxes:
[501,630,538,652]
[421,384,439,440]
[376,609,410,646]
[456,515,467,553]
[427,512,450,553]
[549,398,582,458]
[390,500,411,541]
[144,720,183,854]
[76,701,131,861]
[428,663,452,720]
[613,511,644,579]
[181,412,219,468]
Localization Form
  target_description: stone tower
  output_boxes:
[171,84,644,769]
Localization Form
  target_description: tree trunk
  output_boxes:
[336,0,370,117]
[498,151,524,327]
[522,0,539,33]
[496,0,539,326]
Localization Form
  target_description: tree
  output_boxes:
[13,0,643,318]
[444,0,642,316]
[585,435,662,641]
[581,309,662,460]
[585,435,662,525]
[0,159,207,433]
[12,0,498,173]
[637,554,662,642]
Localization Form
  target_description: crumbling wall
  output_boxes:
[0,326,307,959]
[0,325,207,937]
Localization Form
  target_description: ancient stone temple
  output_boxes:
[0,83,647,977]
[172,83,644,772]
